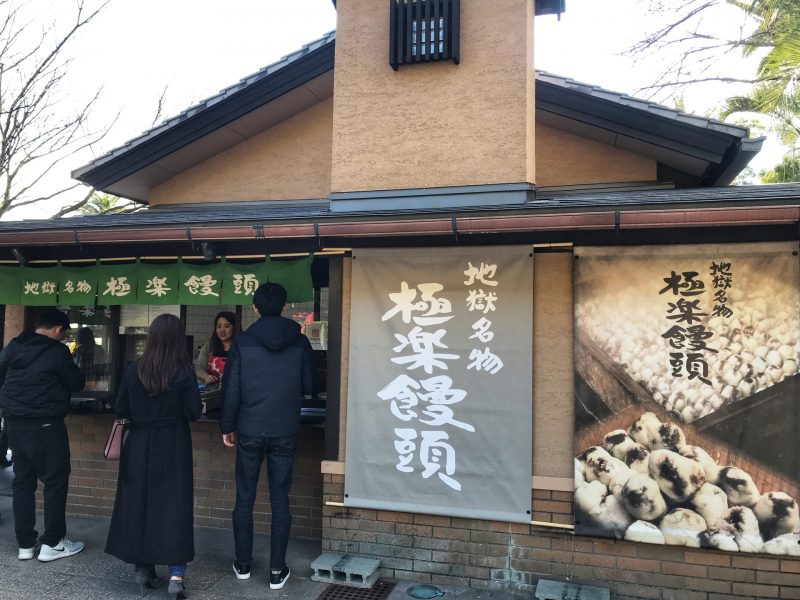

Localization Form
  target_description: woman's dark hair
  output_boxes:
[138,314,192,395]
[76,326,95,347]
[74,327,96,368]
[209,311,237,355]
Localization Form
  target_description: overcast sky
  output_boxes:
[7,0,782,219]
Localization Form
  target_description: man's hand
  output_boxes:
[222,432,236,447]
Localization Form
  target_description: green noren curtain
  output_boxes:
[268,255,314,303]
[20,267,60,306]
[220,261,270,305]
[58,266,98,306]
[137,263,181,305]
[96,263,140,305]
[0,256,313,307]
[178,262,223,305]
[0,266,21,304]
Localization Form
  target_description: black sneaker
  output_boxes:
[233,561,251,580]
[269,567,290,590]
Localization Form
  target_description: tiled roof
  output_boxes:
[535,71,751,139]
[73,32,759,193]
[2,183,799,232]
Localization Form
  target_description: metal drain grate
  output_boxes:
[317,579,395,600]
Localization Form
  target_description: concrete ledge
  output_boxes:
[311,552,380,588]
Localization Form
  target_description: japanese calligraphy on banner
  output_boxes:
[345,246,533,523]
[0,257,313,307]
[137,263,180,305]
[220,261,269,304]
[97,264,139,305]
[573,242,800,553]
[179,262,222,305]
[20,267,60,306]
[58,267,97,306]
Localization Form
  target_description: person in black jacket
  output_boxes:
[221,282,314,590]
[0,308,85,562]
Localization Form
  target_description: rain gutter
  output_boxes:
[0,205,797,248]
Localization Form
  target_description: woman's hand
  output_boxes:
[203,373,218,385]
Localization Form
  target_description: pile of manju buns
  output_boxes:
[575,286,799,423]
[575,412,800,554]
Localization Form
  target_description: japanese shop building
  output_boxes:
[2,0,800,597]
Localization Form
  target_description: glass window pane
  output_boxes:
[62,306,113,392]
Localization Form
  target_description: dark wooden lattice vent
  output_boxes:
[389,0,460,70]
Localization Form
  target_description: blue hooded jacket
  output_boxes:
[220,315,314,436]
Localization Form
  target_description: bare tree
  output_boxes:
[627,0,777,96]
[0,0,112,218]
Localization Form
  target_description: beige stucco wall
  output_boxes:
[532,252,574,478]
[331,0,535,193]
[149,98,333,206]
[536,122,656,187]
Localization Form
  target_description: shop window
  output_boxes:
[62,306,115,395]
[389,0,460,70]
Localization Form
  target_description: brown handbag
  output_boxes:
[103,418,129,460]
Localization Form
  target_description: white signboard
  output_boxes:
[345,246,533,523]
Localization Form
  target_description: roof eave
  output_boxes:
[708,136,765,187]
[2,184,800,248]
[72,39,336,195]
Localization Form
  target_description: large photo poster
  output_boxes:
[574,242,800,554]
[345,246,533,523]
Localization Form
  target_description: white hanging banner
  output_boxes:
[345,246,533,523]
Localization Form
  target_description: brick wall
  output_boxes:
[322,474,800,598]
[63,415,324,539]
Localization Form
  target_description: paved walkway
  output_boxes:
[0,468,531,599]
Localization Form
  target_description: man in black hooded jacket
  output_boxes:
[0,308,85,562]
[221,282,314,590]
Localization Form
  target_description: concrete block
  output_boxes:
[535,579,611,600]
[311,552,381,588]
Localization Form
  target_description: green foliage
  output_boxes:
[79,193,141,215]
[760,154,800,183]
[722,1,800,180]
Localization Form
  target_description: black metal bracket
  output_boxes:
[313,223,322,249]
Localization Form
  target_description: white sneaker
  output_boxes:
[37,538,85,562]
[18,547,35,560]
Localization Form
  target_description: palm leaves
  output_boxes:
[79,193,142,216]
[722,0,800,181]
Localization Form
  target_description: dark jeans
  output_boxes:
[232,433,296,570]
[136,563,187,578]
[7,419,71,548]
